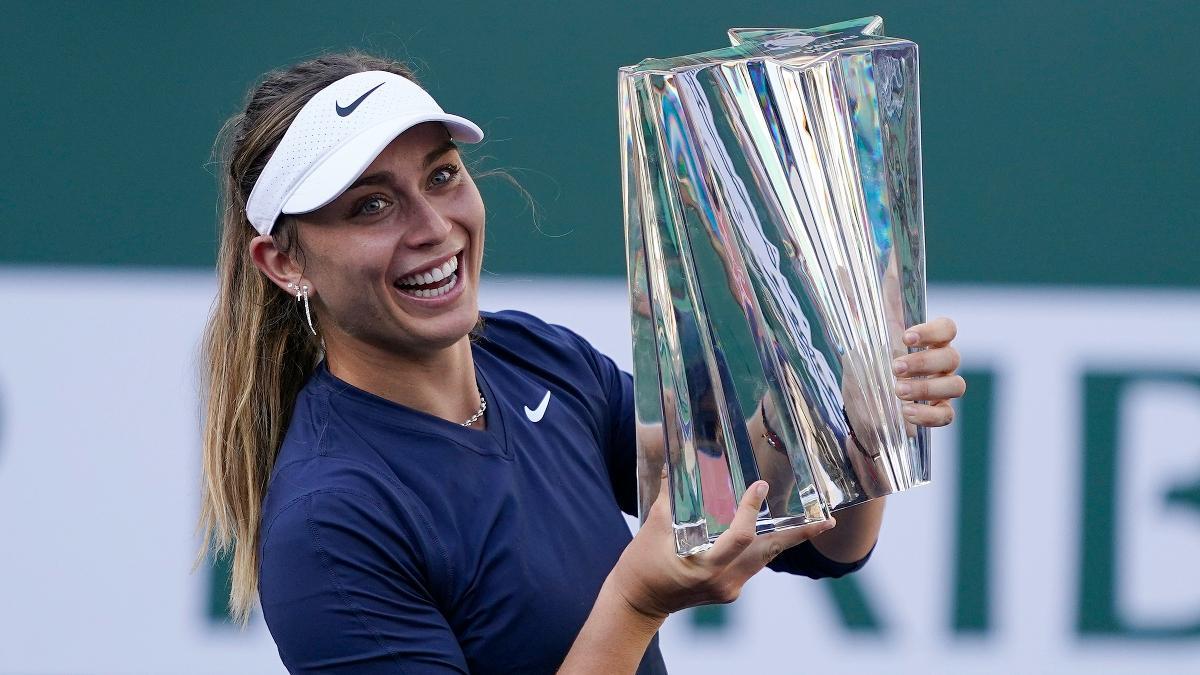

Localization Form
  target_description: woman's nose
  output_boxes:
[402,197,454,248]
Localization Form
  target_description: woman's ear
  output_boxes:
[249,234,302,292]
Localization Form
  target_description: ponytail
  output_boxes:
[196,52,419,623]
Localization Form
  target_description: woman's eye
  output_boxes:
[356,196,390,216]
[430,164,461,188]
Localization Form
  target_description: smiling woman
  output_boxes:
[252,120,486,364]
[197,51,965,675]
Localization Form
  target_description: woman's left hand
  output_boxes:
[893,317,965,427]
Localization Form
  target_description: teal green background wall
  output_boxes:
[2,1,1194,286]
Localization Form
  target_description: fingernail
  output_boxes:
[902,403,917,417]
[904,331,919,345]
[755,482,769,498]
[892,359,908,375]
[896,382,912,397]
[822,517,837,530]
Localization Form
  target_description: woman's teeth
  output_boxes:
[397,256,458,287]
[395,255,461,299]
[399,273,457,298]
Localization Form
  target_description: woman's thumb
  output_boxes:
[647,464,671,523]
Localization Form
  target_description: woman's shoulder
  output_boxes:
[260,379,434,552]
[257,451,445,585]
[255,463,452,612]
[261,452,417,531]
[477,309,606,368]
[479,308,571,341]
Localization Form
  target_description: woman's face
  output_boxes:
[289,122,486,358]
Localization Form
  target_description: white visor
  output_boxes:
[245,70,484,235]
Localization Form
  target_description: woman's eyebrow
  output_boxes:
[346,171,395,192]
[423,140,458,167]
[344,140,459,192]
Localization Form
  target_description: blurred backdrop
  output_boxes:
[1,1,1196,673]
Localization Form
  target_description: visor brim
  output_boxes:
[281,113,484,216]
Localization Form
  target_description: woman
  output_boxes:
[198,52,965,674]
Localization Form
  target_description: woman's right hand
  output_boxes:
[607,471,837,620]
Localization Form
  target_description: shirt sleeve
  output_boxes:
[578,339,640,518]
[603,367,640,518]
[258,489,468,674]
[543,321,640,518]
[766,539,874,579]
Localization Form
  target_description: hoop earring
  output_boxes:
[287,281,318,336]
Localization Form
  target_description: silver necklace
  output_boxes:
[461,388,487,427]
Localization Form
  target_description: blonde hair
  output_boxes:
[196,52,420,624]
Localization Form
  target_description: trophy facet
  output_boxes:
[620,16,929,555]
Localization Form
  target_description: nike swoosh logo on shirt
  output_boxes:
[524,390,552,423]
[335,82,385,117]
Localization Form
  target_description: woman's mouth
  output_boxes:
[393,252,464,301]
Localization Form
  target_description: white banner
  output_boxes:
[0,269,1197,673]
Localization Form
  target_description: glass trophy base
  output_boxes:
[675,508,835,557]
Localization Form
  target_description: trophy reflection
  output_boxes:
[620,16,930,555]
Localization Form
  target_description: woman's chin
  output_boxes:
[394,306,480,354]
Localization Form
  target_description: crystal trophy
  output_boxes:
[620,16,929,555]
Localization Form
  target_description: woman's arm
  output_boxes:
[807,317,964,562]
[557,576,666,674]
[808,498,886,562]
[559,471,835,674]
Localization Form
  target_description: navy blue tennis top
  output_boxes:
[258,310,869,674]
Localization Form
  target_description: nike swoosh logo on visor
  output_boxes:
[525,391,552,423]
[335,82,385,117]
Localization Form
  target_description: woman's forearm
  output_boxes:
[809,497,885,562]
[749,397,885,564]
[559,576,665,674]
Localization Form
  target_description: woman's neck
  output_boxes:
[324,334,483,428]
